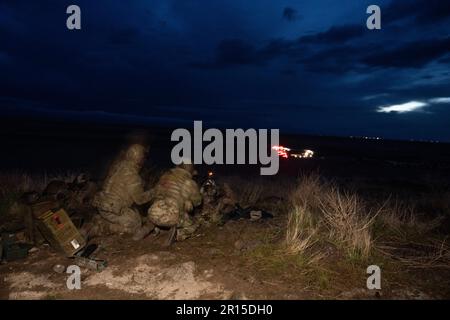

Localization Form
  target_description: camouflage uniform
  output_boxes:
[66,173,98,213]
[200,179,236,226]
[89,144,152,236]
[146,164,202,242]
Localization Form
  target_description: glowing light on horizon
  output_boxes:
[291,149,314,159]
[272,145,290,158]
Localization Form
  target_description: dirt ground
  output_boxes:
[1,215,449,300]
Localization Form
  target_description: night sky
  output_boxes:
[1,1,450,141]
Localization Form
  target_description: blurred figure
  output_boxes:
[66,173,98,214]
[86,143,152,238]
[40,173,97,214]
[143,162,202,244]
[199,171,237,226]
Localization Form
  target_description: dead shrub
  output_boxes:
[289,174,324,210]
[287,174,377,259]
[319,188,376,259]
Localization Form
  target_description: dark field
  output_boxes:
[1,117,450,299]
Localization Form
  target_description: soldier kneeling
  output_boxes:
[199,171,237,226]
[141,162,202,245]
[83,143,153,239]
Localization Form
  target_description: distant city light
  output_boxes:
[272,146,315,159]
[350,136,382,140]
[291,149,315,159]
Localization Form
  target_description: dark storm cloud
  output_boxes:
[384,0,450,25]
[195,1,450,74]
[0,0,209,112]
[282,7,300,22]
[1,0,450,140]
[298,45,369,73]
[363,37,450,69]
[192,38,300,68]
[299,24,366,44]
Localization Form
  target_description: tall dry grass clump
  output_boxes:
[289,174,323,210]
[319,188,377,259]
[286,174,377,260]
[284,175,324,264]
[285,204,319,254]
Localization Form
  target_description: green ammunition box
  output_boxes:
[36,209,86,257]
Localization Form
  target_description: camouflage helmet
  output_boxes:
[125,143,148,163]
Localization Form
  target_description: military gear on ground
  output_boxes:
[223,204,274,222]
[90,144,152,237]
[0,233,32,262]
[73,256,107,272]
[66,174,98,215]
[42,180,70,201]
[41,174,98,222]
[200,177,237,226]
[146,166,202,242]
[73,244,107,271]
[35,208,86,257]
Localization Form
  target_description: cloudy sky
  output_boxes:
[1,0,450,140]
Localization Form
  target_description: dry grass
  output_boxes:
[284,203,326,266]
[289,174,323,210]
[0,172,45,199]
[377,238,450,269]
[287,173,446,263]
[374,199,449,269]
[376,201,443,240]
[319,188,378,259]
[285,204,319,254]
[286,174,378,260]
[0,171,82,198]
[239,183,265,207]
[222,176,291,209]
[0,171,83,217]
